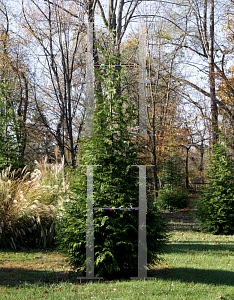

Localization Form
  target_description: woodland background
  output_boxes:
[0,0,234,191]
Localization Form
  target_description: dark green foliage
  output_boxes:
[57,52,168,279]
[195,140,234,235]
[0,82,24,170]
[58,166,168,278]
[157,186,189,212]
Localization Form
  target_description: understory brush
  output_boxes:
[157,185,190,212]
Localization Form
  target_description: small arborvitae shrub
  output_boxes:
[157,185,189,212]
[57,51,169,279]
[195,140,234,235]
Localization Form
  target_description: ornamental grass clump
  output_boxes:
[0,158,68,249]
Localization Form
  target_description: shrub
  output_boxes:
[194,140,234,234]
[157,185,190,212]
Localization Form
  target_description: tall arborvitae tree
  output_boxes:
[57,51,168,279]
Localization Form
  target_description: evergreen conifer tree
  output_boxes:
[57,51,168,278]
[195,139,234,234]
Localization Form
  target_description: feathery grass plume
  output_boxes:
[0,157,69,249]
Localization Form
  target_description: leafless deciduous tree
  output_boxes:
[22,0,86,166]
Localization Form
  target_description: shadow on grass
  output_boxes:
[1,266,234,287]
[0,248,57,254]
[163,242,234,253]
[0,267,138,286]
[0,267,82,287]
[148,267,234,286]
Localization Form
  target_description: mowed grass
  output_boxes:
[1,210,234,299]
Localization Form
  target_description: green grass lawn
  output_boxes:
[1,210,234,299]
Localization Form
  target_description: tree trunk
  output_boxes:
[199,140,204,184]
[152,101,158,199]
[208,0,218,143]
[185,146,190,189]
